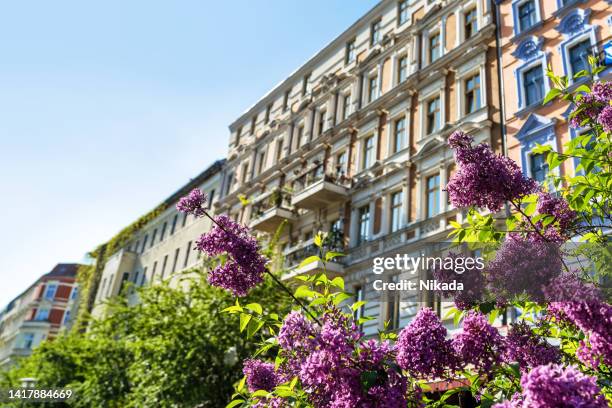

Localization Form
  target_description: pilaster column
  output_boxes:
[368,199,376,239]
[304,108,314,142]
[349,207,360,247]
[440,164,448,214]
[376,62,383,98]
[327,95,336,128]
[415,171,423,221]
[402,180,410,227]
[380,194,390,236]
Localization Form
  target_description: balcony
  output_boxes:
[292,166,350,210]
[282,231,345,279]
[248,189,295,233]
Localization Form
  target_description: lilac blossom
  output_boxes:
[569,82,611,128]
[486,233,561,303]
[598,105,612,133]
[520,364,607,408]
[277,311,317,352]
[396,308,458,379]
[536,192,576,238]
[432,251,485,310]
[592,81,612,103]
[195,214,266,296]
[452,311,504,374]
[504,321,560,371]
[243,359,279,392]
[176,188,208,217]
[447,131,538,212]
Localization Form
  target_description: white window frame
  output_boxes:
[512,0,542,36]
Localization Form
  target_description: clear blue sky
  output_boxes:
[0,1,379,305]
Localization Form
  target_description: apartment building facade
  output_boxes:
[496,0,612,183]
[217,0,503,336]
[0,264,80,368]
[91,160,225,318]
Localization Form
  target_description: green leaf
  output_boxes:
[251,390,270,398]
[532,144,552,154]
[574,83,591,93]
[244,303,262,315]
[332,292,353,305]
[330,277,345,290]
[239,313,252,332]
[298,255,320,269]
[313,233,324,248]
[542,88,562,104]
[351,300,367,312]
[247,319,265,338]
[294,285,315,299]
[524,202,537,217]
[325,251,344,261]
[226,400,244,408]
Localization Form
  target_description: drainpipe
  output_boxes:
[492,0,507,157]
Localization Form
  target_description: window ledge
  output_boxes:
[515,99,550,118]
[510,21,544,44]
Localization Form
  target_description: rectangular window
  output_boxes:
[569,39,592,77]
[141,235,148,253]
[426,97,441,134]
[398,0,409,25]
[337,151,348,176]
[363,136,375,169]
[342,93,351,120]
[387,290,400,330]
[523,65,544,106]
[276,139,284,161]
[429,33,441,62]
[63,310,71,325]
[530,153,549,182]
[250,115,257,135]
[426,174,441,218]
[236,126,242,145]
[36,308,49,321]
[391,191,403,232]
[398,55,408,83]
[225,173,234,195]
[464,8,477,39]
[70,286,78,299]
[150,229,157,248]
[296,125,304,149]
[302,73,310,96]
[241,163,249,183]
[170,214,178,235]
[208,189,215,209]
[44,284,57,300]
[354,286,365,323]
[184,241,192,268]
[518,0,536,32]
[371,19,381,45]
[318,109,326,135]
[23,333,35,349]
[161,255,168,279]
[368,75,378,103]
[172,248,180,273]
[393,117,406,153]
[358,206,370,243]
[119,272,129,294]
[265,103,272,124]
[283,90,290,111]
[160,222,167,242]
[151,261,158,283]
[258,151,266,175]
[465,73,481,114]
[346,39,356,64]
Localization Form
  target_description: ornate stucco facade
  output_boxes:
[217,0,503,336]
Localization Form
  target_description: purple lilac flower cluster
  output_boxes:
[452,312,504,374]
[243,359,279,392]
[275,309,420,408]
[486,233,562,303]
[176,188,208,217]
[447,131,538,212]
[520,364,607,408]
[535,192,576,239]
[570,81,612,128]
[194,214,266,296]
[396,308,458,379]
[504,321,560,371]
[432,252,485,310]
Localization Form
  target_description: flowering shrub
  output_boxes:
[175,68,611,407]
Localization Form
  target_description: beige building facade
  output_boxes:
[217,0,503,336]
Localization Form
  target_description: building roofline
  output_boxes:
[159,159,226,208]
[228,0,387,131]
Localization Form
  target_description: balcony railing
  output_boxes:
[292,165,350,209]
[282,231,346,279]
[248,189,295,233]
